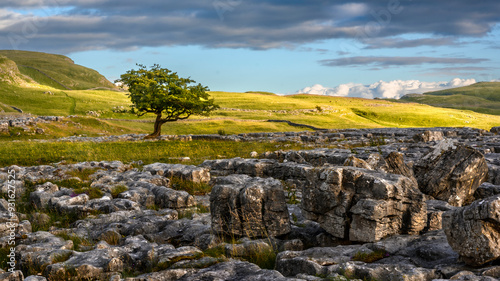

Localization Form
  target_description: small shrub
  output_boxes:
[316,105,323,112]
[203,245,226,259]
[169,177,212,195]
[217,129,227,135]
[351,249,388,263]
[52,252,73,264]
[0,247,12,271]
[178,204,210,219]
[110,185,128,198]
[65,168,99,181]
[101,231,121,246]
[55,232,95,251]
[241,246,277,270]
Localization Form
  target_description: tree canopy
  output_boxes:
[117,64,218,137]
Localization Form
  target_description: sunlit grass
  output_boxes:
[0,139,307,167]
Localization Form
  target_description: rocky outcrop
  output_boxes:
[414,143,488,206]
[413,130,444,142]
[210,175,291,238]
[2,127,500,281]
[302,166,426,242]
[143,163,210,183]
[177,260,295,281]
[442,194,500,266]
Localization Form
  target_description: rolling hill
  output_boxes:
[0,50,117,90]
[0,50,499,139]
[398,82,500,115]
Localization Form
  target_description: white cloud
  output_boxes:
[295,78,477,99]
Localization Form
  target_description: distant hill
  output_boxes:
[399,82,500,115]
[0,50,117,90]
[0,50,499,139]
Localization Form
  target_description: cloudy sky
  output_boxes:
[1,0,499,98]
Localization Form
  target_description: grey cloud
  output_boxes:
[0,0,499,53]
[319,56,489,67]
[362,38,460,49]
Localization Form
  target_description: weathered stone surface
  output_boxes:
[325,262,439,281]
[414,144,489,206]
[210,174,291,237]
[143,163,210,183]
[384,152,416,182]
[24,276,47,281]
[200,158,276,177]
[0,121,9,134]
[490,126,500,134]
[343,156,371,169]
[44,247,132,280]
[177,260,298,281]
[70,209,178,243]
[425,200,457,231]
[474,183,500,200]
[413,130,444,142]
[134,268,196,280]
[2,127,500,281]
[302,167,426,242]
[151,186,195,209]
[442,194,500,266]
[276,244,371,277]
[0,271,24,281]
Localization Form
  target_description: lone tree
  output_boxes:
[117,64,219,138]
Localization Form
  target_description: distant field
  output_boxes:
[396,82,500,115]
[1,50,499,139]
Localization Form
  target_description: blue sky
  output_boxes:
[1,0,499,98]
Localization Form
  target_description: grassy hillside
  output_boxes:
[0,50,117,90]
[1,50,499,138]
[398,82,500,115]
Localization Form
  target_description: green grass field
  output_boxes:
[1,50,500,140]
[397,82,500,115]
[0,50,117,90]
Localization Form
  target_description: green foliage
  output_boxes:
[19,180,101,231]
[178,204,210,219]
[110,185,128,198]
[65,168,99,181]
[53,179,103,199]
[117,64,219,136]
[0,247,12,271]
[0,139,306,167]
[241,246,277,270]
[351,249,388,263]
[169,176,212,195]
[55,232,95,251]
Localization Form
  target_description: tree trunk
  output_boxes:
[145,114,164,139]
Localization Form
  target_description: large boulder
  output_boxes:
[210,175,291,238]
[414,143,488,206]
[413,130,444,142]
[442,194,500,266]
[302,167,426,242]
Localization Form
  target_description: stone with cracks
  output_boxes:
[210,174,291,238]
[302,167,426,242]
[413,130,444,142]
[414,144,489,206]
[143,163,210,183]
[442,194,500,266]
